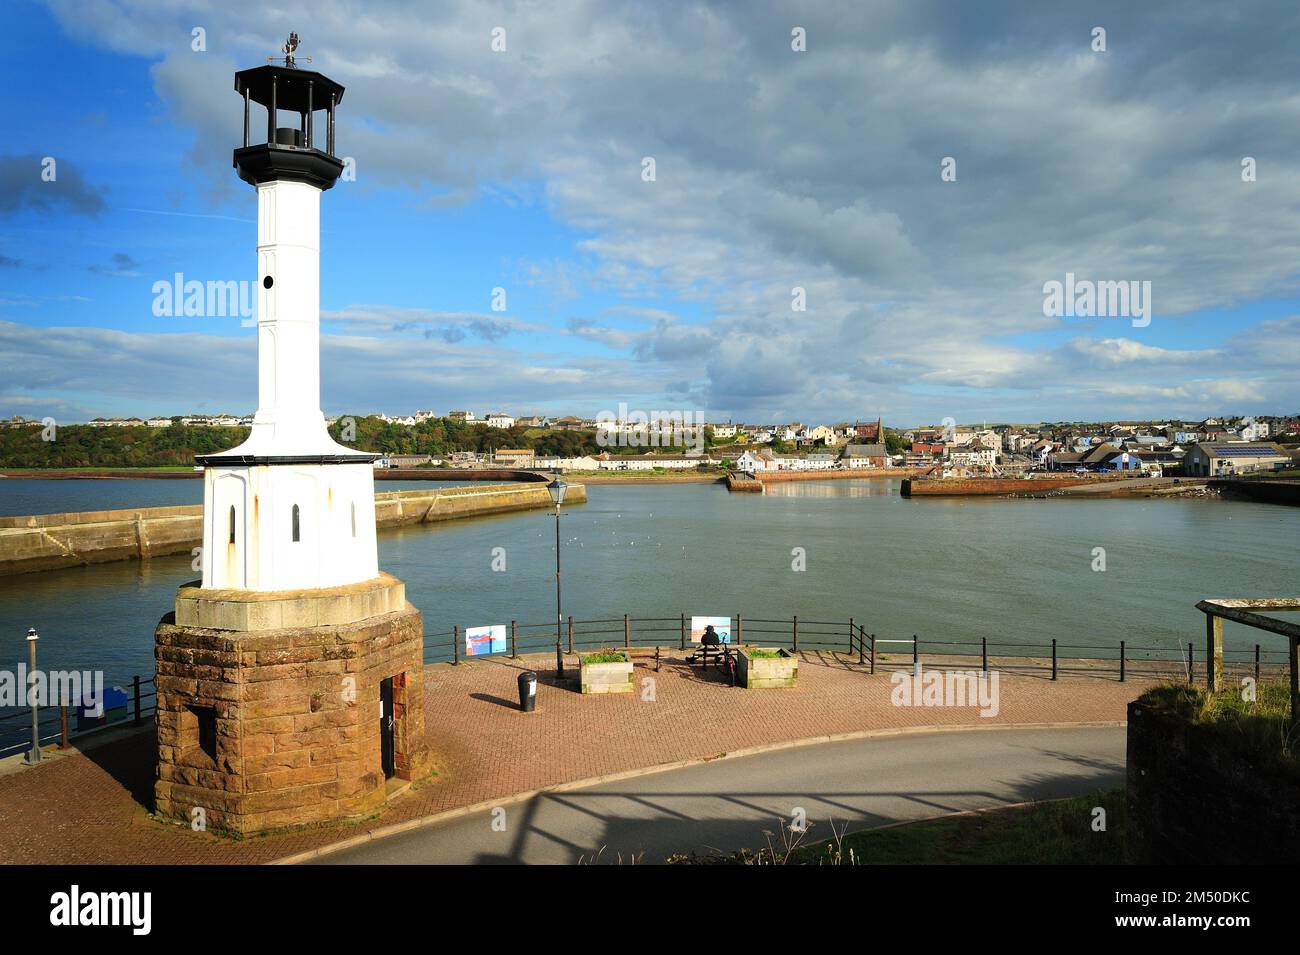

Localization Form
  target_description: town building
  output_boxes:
[492,448,535,468]
[1184,442,1290,477]
[842,443,888,468]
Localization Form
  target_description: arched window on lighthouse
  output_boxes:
[350,501,357,537]
[228,506,236,545]
[292,504,301,542]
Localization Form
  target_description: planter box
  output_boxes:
[580,652,634,694]
[737,647,798,689]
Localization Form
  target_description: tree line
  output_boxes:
[0,417,620,468]
[0,416,904,468]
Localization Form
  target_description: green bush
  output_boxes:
[1138,681,1298,776]
[581,651,629,665]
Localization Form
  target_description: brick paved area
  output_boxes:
[0,650,1156,864]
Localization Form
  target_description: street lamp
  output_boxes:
[25,628,39,765]
[547,474,568,678]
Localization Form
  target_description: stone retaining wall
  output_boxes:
[0,482,586,576]
[1126,699,1300,864]
[756,468,924,483]
[903,476,1093,496]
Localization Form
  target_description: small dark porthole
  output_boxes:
[228,505,236,544]
[262,275,274,289]
[292,503,301,542]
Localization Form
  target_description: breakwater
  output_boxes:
[725,472,763,493]
[902,476,1117,497]
[0,482,586,576]
[1212,478,1300,507]
[0,467,546,483]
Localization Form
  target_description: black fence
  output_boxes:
[4,614,1288,760]
[0,675,157,760]
[422,613,1294,685]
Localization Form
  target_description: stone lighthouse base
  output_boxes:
[153,573,432,837]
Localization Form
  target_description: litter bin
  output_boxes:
[517,671,538,712]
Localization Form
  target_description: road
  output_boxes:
[311,725,1125,865]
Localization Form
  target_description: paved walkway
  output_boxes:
[0,650,1153,864]
[314,725,1126,864]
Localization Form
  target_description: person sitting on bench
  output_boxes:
[688,624,727,667]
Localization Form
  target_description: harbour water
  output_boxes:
[0,477,1296,688]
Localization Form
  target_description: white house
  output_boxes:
[1239,418,1271,442]
[533,455,600,471]
[486,412,515,429]
[949,445,996,470]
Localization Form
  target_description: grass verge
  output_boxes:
[667,789,1127,865]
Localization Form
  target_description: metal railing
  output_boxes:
[8,601,1290,760]
[0,675,156,760]
[422,613,1292,686]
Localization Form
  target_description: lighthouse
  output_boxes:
[153,38,431,836]
[198,55,377,591]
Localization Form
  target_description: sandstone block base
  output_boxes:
[154,585,432,837]
[737,648,799,689]
[580,654,634,694]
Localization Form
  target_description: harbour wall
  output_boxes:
[752,467,929,484]
[1212,478,1300,507]
[903,476,1100,497]
[0,482,586,577]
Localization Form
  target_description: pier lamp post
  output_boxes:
[547,474,568,678]
[25,628,39,765]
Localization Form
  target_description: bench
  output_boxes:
[623,645,661,672]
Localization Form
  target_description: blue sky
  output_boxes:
[3,0,1299,427]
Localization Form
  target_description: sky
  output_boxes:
[1,0,1299,428]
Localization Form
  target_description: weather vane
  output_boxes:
[267,32,311,69]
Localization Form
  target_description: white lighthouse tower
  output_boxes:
[198,50,377,591]
[154,39,431,836]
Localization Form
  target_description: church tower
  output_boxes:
[153,38,431,836]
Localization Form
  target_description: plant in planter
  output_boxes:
[579,650,634,694]
[736,646,799,689]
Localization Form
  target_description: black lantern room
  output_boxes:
[233,58,346,191]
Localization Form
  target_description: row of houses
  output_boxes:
[734,443,890,473]
[444,411,592,430]
[893,415,1297,476]
[382,445,894,473]
[83,414,252,428]
[372,411,887,447]
[1041,439,1294,477]
[378,449,728,471]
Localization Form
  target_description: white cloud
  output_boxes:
[31,0,1300,422]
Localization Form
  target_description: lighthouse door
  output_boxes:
[379,677,396,779]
